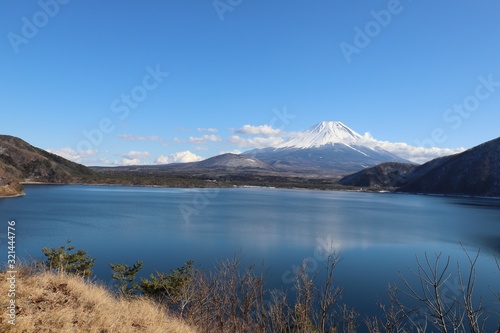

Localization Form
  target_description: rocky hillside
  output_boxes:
[337,162,417,188]
[0,135,94,197]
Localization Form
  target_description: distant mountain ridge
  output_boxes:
[99,154,274,173]
[244,121,409,175]
[175,153,272,171]
[0,135,94,196]
[3,132,498,198]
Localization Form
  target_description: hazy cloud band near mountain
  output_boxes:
[48,122,465,166]
[356,133,464,164]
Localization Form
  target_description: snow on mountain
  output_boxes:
[277,121,363,149]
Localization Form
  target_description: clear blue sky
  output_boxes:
[1,0,499,165]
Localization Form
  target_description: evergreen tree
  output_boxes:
[41,240,95,277]
[140,260,195,308]
[109,260,143,296]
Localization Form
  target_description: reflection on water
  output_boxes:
[1,185,499,259]
[451,197,500,209]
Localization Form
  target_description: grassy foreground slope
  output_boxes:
[0,270,197,333]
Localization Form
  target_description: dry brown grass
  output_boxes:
[0,268,198,333]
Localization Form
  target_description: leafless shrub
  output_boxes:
[182,253,346,333]
[457,248,485,333]
[288,254,346,333]
[292,260,317,332]
[399,253,462,332]
[339,304,359,333]
[185,255,266,332]
[366,284,410,333]
[266,289,291,333]
[149,250,497,333]
[316,255,343,332]
[397,249,497,333]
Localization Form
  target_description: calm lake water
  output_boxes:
[1,185,499,329]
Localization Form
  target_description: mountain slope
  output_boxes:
[398,137,500,196]
[338,162,418,188]
[244,121,409,175]
[174,153,272,171]
[0,135,94,196]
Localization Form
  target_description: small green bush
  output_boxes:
[41,240,95,277]
[109,260,144,296]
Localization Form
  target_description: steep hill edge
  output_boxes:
[338,137,500,197]
[398,136,500,196]
[0,135,95,197]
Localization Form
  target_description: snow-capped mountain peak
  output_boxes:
[277,121,363,149]
[243,120,411,175]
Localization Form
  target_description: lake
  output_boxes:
[1,185,499,330]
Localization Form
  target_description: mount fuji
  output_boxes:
[243,121,411,175]
[276,121,363,149]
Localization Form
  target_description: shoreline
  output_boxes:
[16,182,500,199]
[0,192,25,199]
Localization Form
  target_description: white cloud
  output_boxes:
[358,133,465,164]
[117,134,162,142]
[47,148,97,163]
[188,134,222,143]
[121,150,150,159]
[229,135,284,148]
[173,137,185,143]
[115,158,141,166]
[219,149,242,155]
[97,158,112,165]
[155,151,204,164]
[197,127,218,133]
[235,124,281,136]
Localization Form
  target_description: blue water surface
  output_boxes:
[1,185,499,330]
